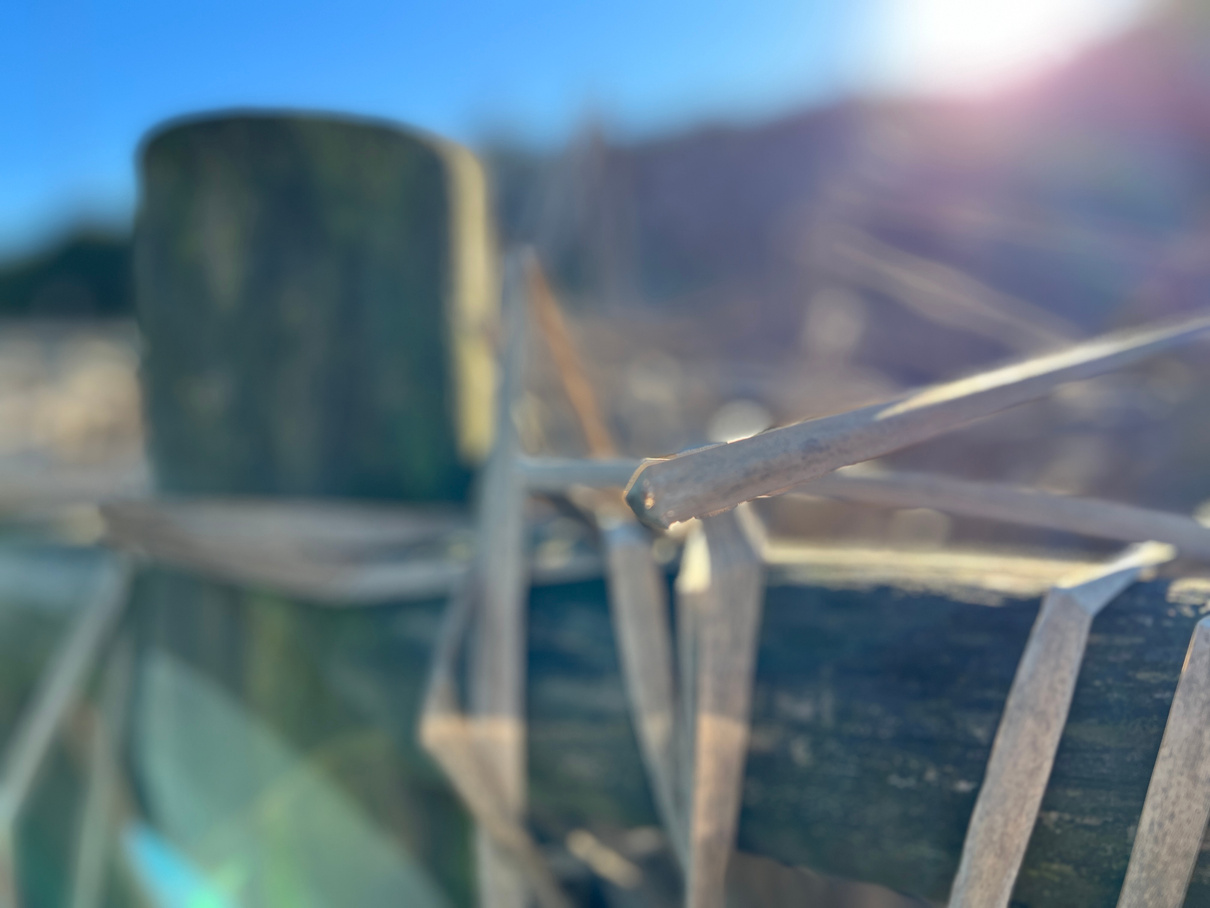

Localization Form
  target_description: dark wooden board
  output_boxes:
[116,566,1210,907]
[524,574,1210,907]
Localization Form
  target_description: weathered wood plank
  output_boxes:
[89,552,1210,907]
[521,569,1210,907]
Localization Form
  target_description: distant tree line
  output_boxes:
[0,228,133,318]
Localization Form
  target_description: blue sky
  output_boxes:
[0,0,1151,254]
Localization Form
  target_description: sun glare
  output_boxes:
[868,0,1155,95]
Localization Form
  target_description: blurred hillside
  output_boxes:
[489,6,1210,550]
[0,229,132,319]
[501,4,1210,339]
[0,232,142,512]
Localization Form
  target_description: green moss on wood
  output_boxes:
[135,113,480,502]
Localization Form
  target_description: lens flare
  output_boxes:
[869,0,1154,94]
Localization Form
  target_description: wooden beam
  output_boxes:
[520,562,1210,906]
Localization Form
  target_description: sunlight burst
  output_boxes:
[869,0,1155,94]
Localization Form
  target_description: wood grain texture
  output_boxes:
[625,312,1210,529]
[136,113,493,502]
[947,544,1174,908]
[522,570,1210,907]
[1116,615,1210,908]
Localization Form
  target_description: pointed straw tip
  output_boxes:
[625,460,673,530]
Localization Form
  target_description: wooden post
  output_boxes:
[129,112,496,906]
[136,112,495,501]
